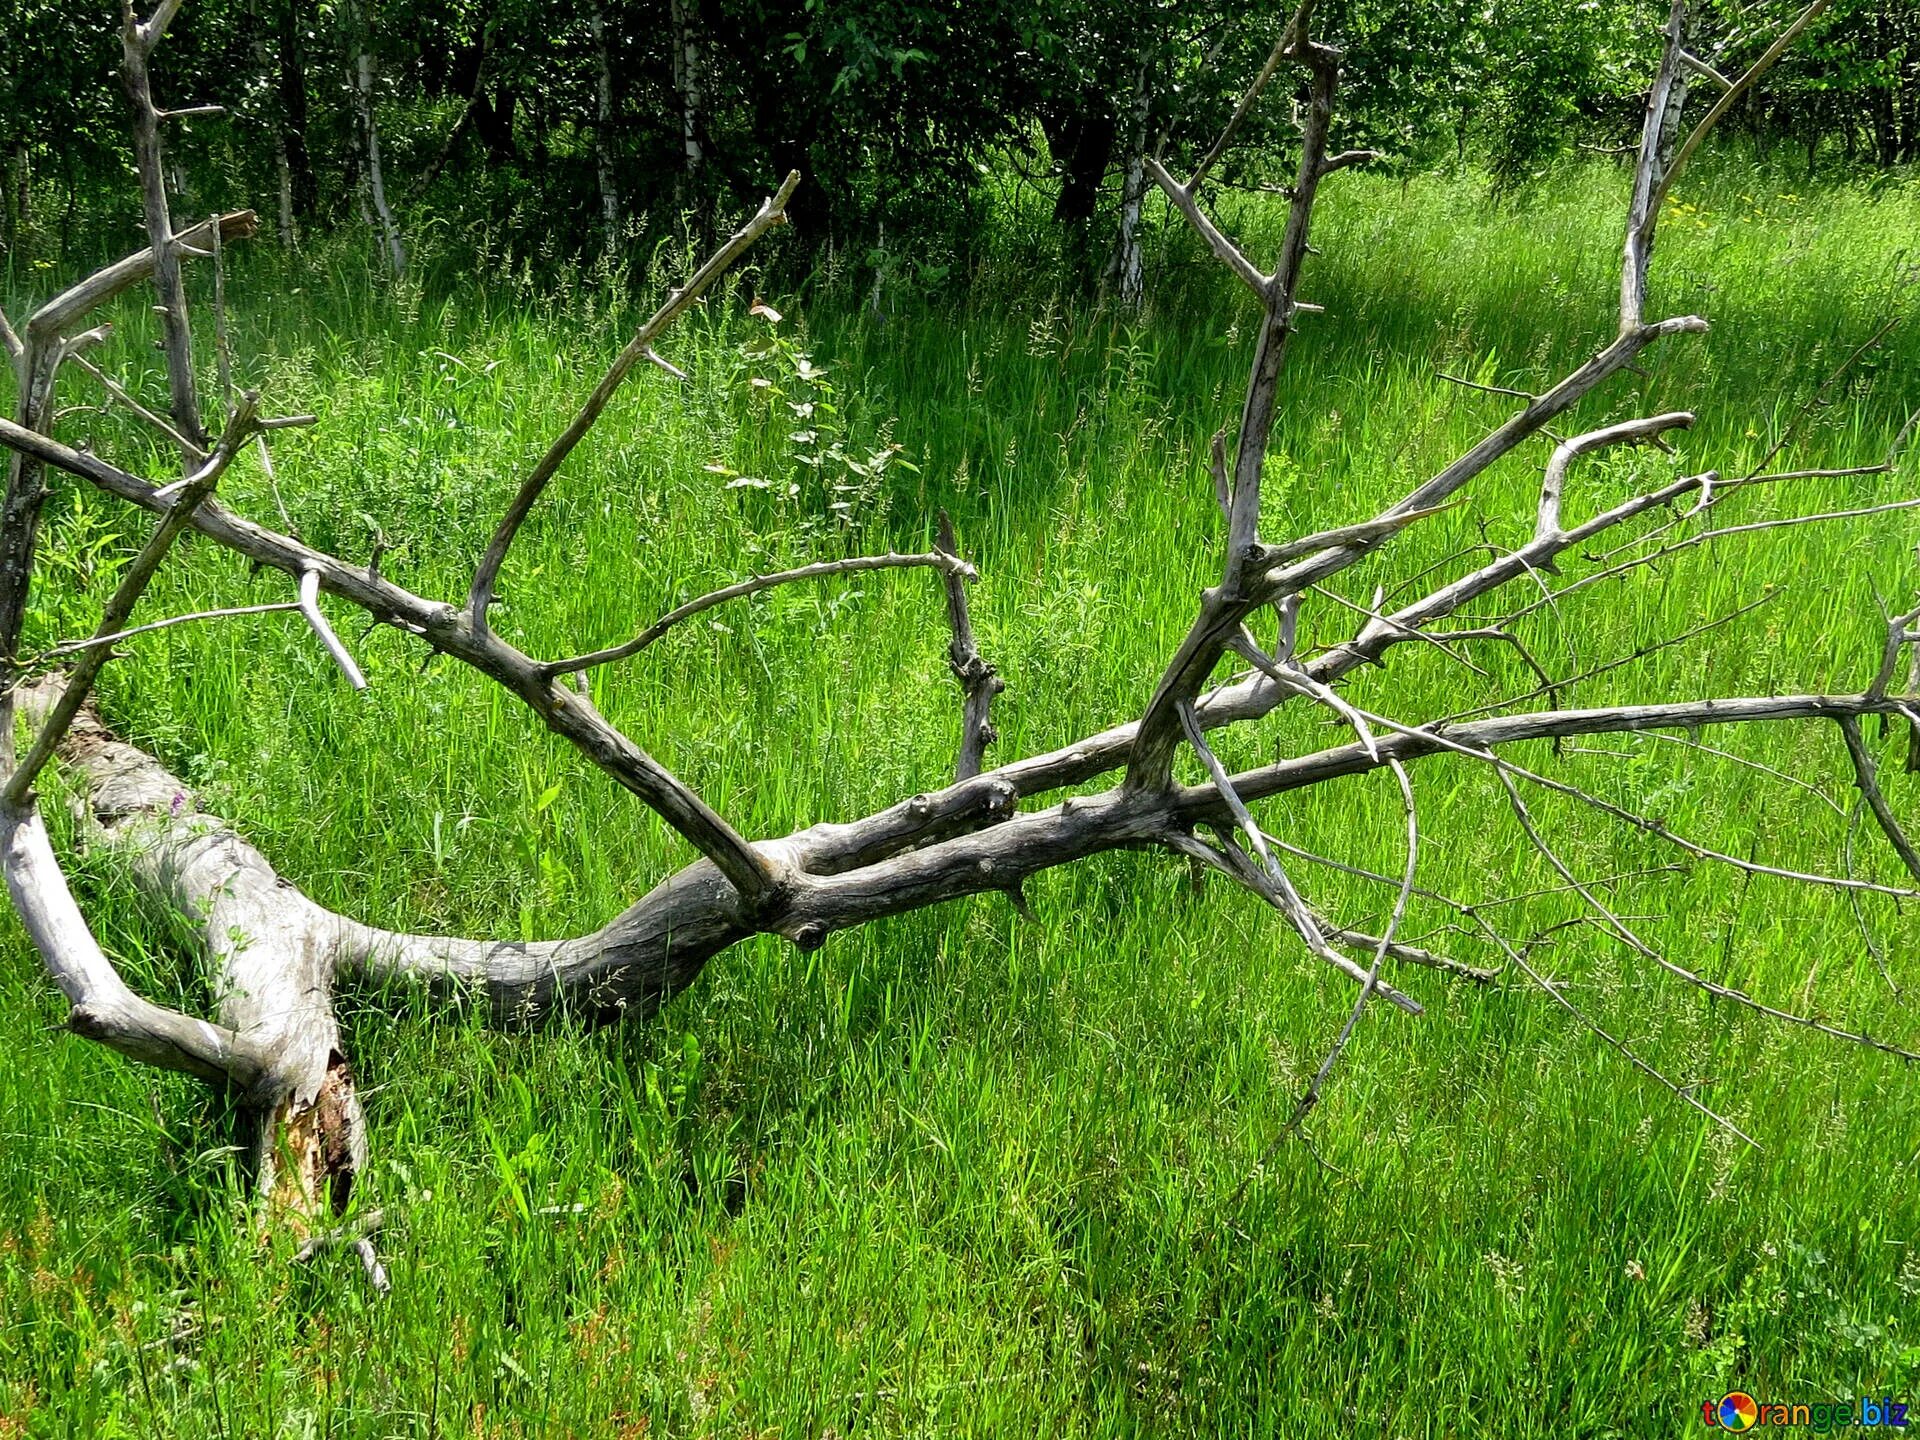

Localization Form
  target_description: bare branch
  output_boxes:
[1125,14,1357,791]
[0,309,22,377]
[1843,799,1900,995]
[544,549,970,678]
[297,568,368,691]
[1145,157,1267,295]
[1229,626,1379,759]
[209,211,233,417]
[37,601,302,660]
[1317,148,1380,177]
[66,352,208,460]
[1261,503,1455,571]
[937,513,1003,782]
[1202,693,1920,900]
[25,212,256,344]
[121,0,206,450]
[1322,922,1497,983]
[1464,906,1758,1147]
[1436,371,1539,403]
[1437,592,1775,726]
[137,0,189,47]
[1229,758,1418,1203]
[5,394,260,807]
[1492,764,1914,1061]
[1621,0,1691,333]
[644,348,689,383]
[1175,700,1421,1014]
[1679,50,1732,89]
[467,171,801,628]
[1872,600,1920,699]
[1537,413,1694,540]
[0,416,783,906]
[1650,0,1833,218]
[1164,824,1422,1015]
[1510,500,1920,624]
[1837,716,1920,886]
[1185,17,1292,189]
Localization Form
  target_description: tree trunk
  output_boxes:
[348,27,406,275]
[276,135,297,247]
[16,690,376,1245]
[1042,95,1116,225]
[275,0,318,220]
[1112,57,1150,308]
[471,86,519,167]
[1898,3,1920,165]
[671,0,703,175]
[590,0,620,248]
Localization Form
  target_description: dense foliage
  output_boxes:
[1,0,1913,279]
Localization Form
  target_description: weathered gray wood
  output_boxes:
[120,0,206,449]
[0,0,1906,1244]
[935,513,1003,782]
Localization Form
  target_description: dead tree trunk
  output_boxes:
[0,0,1904,1279]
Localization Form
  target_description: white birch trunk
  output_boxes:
[671,0,703,174]
[351,40,406,275]
[1115,57,1150,308]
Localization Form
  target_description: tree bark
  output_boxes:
[670,0,703,175]
[275,0,318,222]
[1112,56,1150,308]
[14,687,373,1231]
[346,5,405,276]
[590,0,621,247]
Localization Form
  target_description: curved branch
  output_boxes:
[0,415,780,904]
[466,172,801,628]
[0,801,265,1086]
[936,512,1003,782]
[25,211,256,344]
[543,549,970,678]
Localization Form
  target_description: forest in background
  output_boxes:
[3,0,1918,288]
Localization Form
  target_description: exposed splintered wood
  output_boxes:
[11,683,373,1232]
[0,0,1912,1263]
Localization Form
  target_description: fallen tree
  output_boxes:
[0,0,1912,1275]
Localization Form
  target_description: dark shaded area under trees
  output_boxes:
[1,0,1915,294]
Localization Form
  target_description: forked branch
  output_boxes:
[466,171,802,628]
[0,0,1903,1244]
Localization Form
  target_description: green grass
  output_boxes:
[3,159,1920,1436]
